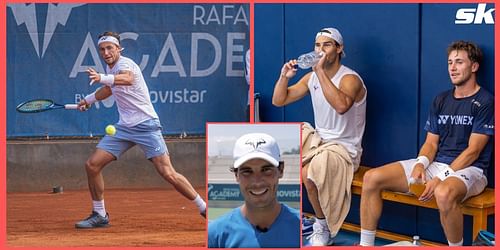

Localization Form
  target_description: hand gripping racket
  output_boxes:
[16,99,79,113]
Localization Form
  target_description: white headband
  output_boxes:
[97,36,120,47]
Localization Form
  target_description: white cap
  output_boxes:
[316,27,346,58]
[233,133,281,168]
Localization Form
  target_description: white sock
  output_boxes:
[315,217,328,227]
[314,218,334,238]
[92,200,106,217]
[448,238,463,246]
[192,194,206,213]
[360,229,376,246]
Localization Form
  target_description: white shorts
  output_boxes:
[399,159,487,201]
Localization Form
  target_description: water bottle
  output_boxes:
[412,235,422,246]
[297,51,323,69]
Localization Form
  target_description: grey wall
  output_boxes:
[7,139,206,192]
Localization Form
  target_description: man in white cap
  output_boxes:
[208,133,300,248]
[75,31,206,228]
[273,27,367,245]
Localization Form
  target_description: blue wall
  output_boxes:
[7,3,249,137]
[255,3,494,245]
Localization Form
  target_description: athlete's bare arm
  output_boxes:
[87,68,134,86]
[112,70,134,86]
[272,60,311,106]
[95,86,113,100]
[449,133,490,171]
[315,71,364,114]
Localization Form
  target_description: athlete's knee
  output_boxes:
[362,169,385,192]
[303,178,316,193]
[85,158,103,176]
[301,166,310,184]
[301,165,317,191]
[435,183,462,212]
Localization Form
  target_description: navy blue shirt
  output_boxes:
[424,88,494,175]
[208,204,300,248]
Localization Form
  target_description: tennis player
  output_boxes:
[75,31,206,228]
[359,41,494,246]
[273,27,366,246]
[208,133,300,248]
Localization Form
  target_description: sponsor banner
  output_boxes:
[208,183,300,202]
[7,3,249,137]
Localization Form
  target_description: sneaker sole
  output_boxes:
[75,223,110,229]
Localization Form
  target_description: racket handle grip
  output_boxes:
[64,104,79,110]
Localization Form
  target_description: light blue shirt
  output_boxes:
[208,203,300,248]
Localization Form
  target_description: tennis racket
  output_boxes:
[16,99,79,113]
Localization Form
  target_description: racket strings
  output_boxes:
[17,100,53,112]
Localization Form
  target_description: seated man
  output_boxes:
[360,40,494,246]
[208,133,300,248]
[273,27,366,246]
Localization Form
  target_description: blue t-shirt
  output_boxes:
[424,88,494,174]
[208,204,300,248]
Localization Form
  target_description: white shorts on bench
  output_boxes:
[399,159,488,201]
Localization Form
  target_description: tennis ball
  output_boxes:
[105,125,116,136]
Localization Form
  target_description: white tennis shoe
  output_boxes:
[307,220,334,246]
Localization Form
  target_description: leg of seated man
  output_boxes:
[434,166,487,246]
[302,164,325,218]
[434,178,466,246]
[302,164,331,246]
[360,162,409,246]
